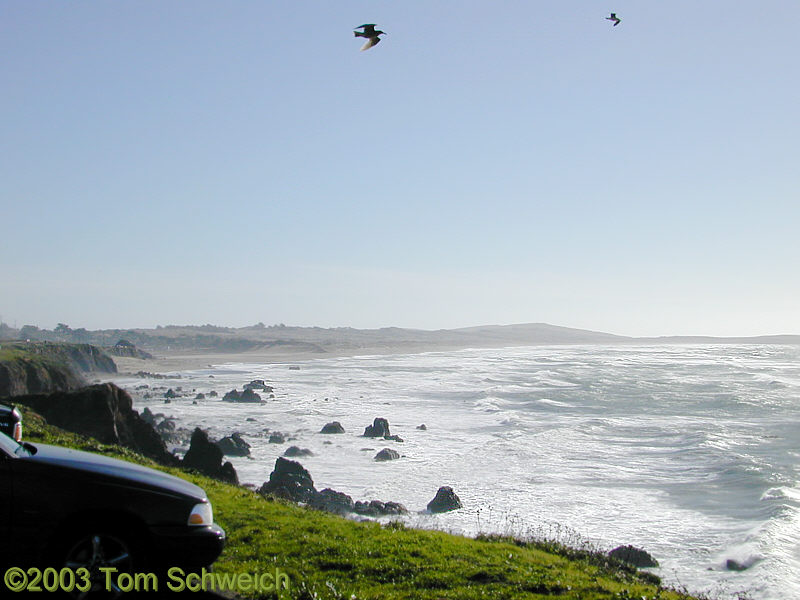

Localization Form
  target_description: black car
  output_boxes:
[0,432,225,585]
[0,404,22,442]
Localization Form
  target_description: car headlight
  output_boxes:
[187,502,213,526]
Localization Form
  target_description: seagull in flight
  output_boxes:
[354,24,386,51]
[606,13,621,26]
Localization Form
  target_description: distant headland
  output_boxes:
[2,321,797,374]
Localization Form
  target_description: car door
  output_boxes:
[0,441,14,564]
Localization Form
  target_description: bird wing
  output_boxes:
[356,24,377,35]
[360,37,381,51]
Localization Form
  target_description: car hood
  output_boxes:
[25,443,208,501]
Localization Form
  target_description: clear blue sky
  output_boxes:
[2,1,798,336]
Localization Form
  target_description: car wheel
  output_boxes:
[56,527,142,599]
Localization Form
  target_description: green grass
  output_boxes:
[20,408,700,600]
[0,342,76,375]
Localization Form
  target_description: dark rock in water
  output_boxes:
[140,406,158,426]
[310,488,354,515]
[427,486,462,513]
[284,446,314,457]
[244,379,273,392]
[288,366,300,370]
[246,417,257,422]
[608,545,659,568]
[320,421,345,434]
[216,432,251,456]
[383,434,404,442]
[374,448,400,462]
[209,390,218,398]
[382,501,407,515]
[726,559,749,572]
[258,457,316,502]
[363,417,390,438]
[222,388,262,403]
[258,457,407,517]
[195,393,205,400]
[354,500,407,516]
[155,419,176,434]
[268,432,286,444]
[165,388,178,398]
[416,424,427,430]
[135,371,181,380]
[13,383,176,465]
[182,427,238,484]
[163,398,171,404]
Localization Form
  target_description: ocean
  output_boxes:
[115,344,800,599]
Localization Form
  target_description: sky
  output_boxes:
[1,1,798,337]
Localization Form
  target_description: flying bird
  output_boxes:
[354,24,386,51]
[606,13,621,26]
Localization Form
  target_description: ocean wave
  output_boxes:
[117,343,800,600]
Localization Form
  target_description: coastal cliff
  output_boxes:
[13,382,177,465]
[0,341,116,398]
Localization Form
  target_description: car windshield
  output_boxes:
[0,431,31,457]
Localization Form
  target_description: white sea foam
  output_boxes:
[114,344,800,600]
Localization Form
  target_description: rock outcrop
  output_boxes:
[363,417,390,438]
[362,418,403,442]
[725,559,749,572]
[309,489,355,515]
[608,545,659,568]
[139,407,191,446]
[222,388,262,403]
[320,421,345,434]
[283,446,314,457]
[12,383,176,465]
[258,458,406,517]
[427,486,462,513]
[105,340,154,360]
[215,432,251,456]
[374,448,400,462]
[182,428,238,484]
[244,380,273,392]
[258,457,316,502]
[353,500,407,516]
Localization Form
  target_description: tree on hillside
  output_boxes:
[18,325,41,340]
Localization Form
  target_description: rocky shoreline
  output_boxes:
[1,341,664,575]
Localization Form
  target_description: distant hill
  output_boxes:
[2,322,798,357]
